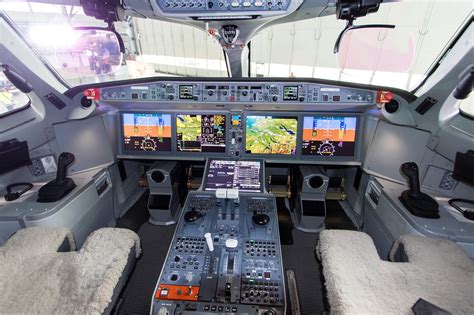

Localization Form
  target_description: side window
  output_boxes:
[0,71,30,117]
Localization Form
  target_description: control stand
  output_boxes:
[37,152,76,203]
[151,190,286,314]
[399,162,439,219]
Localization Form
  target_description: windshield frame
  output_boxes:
[411,14,473,94]
[0,10,71,90]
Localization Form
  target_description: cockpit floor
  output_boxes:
[117,222,175,314]
[282,230,327,314]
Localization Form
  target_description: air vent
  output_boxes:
[385,99,399,114]
[309,175,324,189]
[80,96,93,108]
[415,97,437,115]
[151,170,166,183]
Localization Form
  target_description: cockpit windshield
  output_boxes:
[0,1,471,91]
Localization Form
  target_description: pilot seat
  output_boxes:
[0,226,141,314]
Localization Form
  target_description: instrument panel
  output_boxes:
[118,111,363,164]
[90,79,380,165]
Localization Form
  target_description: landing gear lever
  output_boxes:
[399,162,439,219]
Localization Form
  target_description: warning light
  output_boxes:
[376,90,394,103]
[84,88,100,100]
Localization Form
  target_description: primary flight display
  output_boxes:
[302,116,357,156]
[122,113,172,151]
[245,115,298,155]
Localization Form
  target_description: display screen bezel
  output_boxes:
[202,158,265,193]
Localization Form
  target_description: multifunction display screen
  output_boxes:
[122,113,172,152]
[204,159,262,192]
[245,115,298,155]
[179,85,194,99]
[283,86,299,101]
[302,116,357,157]
[176,114,226,153]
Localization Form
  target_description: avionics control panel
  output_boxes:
[102,81,374,105]
[151,159,285,315]
[157,0,291,13]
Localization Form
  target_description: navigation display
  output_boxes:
[302,116,357,157]
[176,114,226,153]
[204,159,262,192]
[283,86,298,101]
[122,113,172,152]
[245,115,297,155]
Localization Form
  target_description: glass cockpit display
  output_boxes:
[122,113,172,151]
[176,114,226,153]
[245,115,298,155]
[302,116,357,156]
[204,159,263,193]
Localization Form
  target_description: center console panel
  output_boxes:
[151,159,285,315]
[152,192,284,315]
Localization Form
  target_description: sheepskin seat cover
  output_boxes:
[317,230,474,314]
[0,227,141,314]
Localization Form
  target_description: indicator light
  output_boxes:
[376,90,394,103]
[84,88,100,100]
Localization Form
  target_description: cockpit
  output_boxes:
[0,1,473,314]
